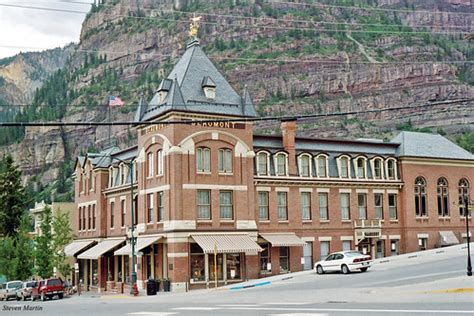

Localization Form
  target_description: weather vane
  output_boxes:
[189,13,202,38]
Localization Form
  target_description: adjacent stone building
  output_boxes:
[65,35,473,293]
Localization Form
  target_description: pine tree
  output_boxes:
[51,211,73,278]
[13,214,34,280]
[0,236,15,280]
[35,206,53,278]
[0,155,28,237]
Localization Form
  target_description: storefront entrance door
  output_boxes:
[303,242,313,270]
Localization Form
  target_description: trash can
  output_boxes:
[146,278,157,295]
[155,279,161,292]
[163,279,171,292]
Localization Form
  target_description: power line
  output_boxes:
[0,3,87,14]
[0,98,471,126]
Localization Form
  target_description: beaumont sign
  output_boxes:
[141,121,245,135]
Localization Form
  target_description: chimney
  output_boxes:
[281,118,297,175]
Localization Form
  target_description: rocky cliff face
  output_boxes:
[0,0,472,197]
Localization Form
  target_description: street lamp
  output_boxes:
[463,187,472,277]
[115,157,138,294]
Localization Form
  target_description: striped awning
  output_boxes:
[191,234,262,254]
[78,238,125,259]
[439,231,459,246]
[64,240,96,257]
[114,235,163,256]
[260,233,306,247]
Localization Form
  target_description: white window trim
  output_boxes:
[298,153,312,177]
[370,157,385,180]
[156,149,164,176]
[315,154,329,178]
[147,152,154,178]
[385,158,398,180]
[256,151,271,176]
[353,156,368,180]
[274,152,289,177]
[336,155,351,179]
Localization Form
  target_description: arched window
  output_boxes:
[338,156,350,178]
[354,157,367,179]
[147,152,154,177]
[196,147,210,172]
[386,159,397,180]
[459,178,470,216]
[156,149,163,176]
[298,154,311,177]
[218,148,233,173]
[372,158,384,180]
[275,152,288,176]
[415,177,427,217]
[316,154,328,178]
[256,152,269,175]
[437,178,449,217]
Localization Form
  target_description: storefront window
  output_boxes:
[209,254,224,281]
[124,256,130,284]
[92,260,98,286]
[117,257,122,282]
[190,243,205,282]
[226,254,241,280]
[280,247,289,273]
[260,243,271,274]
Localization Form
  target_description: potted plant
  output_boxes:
[162,278,171,292]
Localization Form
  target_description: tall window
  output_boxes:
[121,199,126,227]
[387,159,396,180]
[459,178,470,216]
[257,152,268,175]
[319,193,328,220]
[92,204,96,230]
[389,194,397,219]
[280,247,289,273]
[358,194,367,219]
[218,148,233,173]
[277,192,288,220]
[158,191,164,222]
[415,177,427,217]
[82,207,86,231]
[258,192,269,220]
[147,152,154,177]
[260,244,270,274]
[356,158,366,179]
[78,207,82,231]
[88,205,91,230]
[317,155,327,177]
[373,159,383,179]
[339,157,349,178]
[275,153,287,176]
[299,155,311,177]
[156,149,163,175]
[340,193,350,220]
[197,190,211,219]
[196,147,211,172]
[147,193,154,223]
[437,177,449,217]
[219,191,233,219]
[301,192,311,220]
[374,193,383,219]
[110,202,115,228]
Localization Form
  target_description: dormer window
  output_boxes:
[337,156,350,178]
[275,152,288,176]
[316,154,328,178]
[257,151,269,175]
[354,157,367,179]
[298,154,311,177]
[202,76,216,99]
[371,157,384,180]
[158,91,168,103]
[157,79,172,104]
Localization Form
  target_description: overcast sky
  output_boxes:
[0,0,93,59]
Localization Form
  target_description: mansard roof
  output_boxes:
[137,43,257,121]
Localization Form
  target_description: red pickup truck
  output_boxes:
[31,278,64,301]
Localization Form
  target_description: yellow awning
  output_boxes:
[64,240,96,257]
[191,233,262,254]
[114,235,163,256]
[77,238,125,259]
[260,233,306,247]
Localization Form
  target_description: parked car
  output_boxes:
[31,278,64,301]
[0,280,23,301]
[314,250,372,274]
[16,280,37,301]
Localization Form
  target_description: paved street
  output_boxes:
[2,244,473,316]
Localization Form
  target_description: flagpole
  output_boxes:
[108,96,111,146]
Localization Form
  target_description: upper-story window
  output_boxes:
[147,193,154,223]
[386,158,397,180]
[354,157,366,179]
[316,155,328,178]
[458,178,470,216]
[437,177,449,217]
[81,172,86,193]
[218,148,233,173]
[147,152,154,177]
[298,154,311,177]
[275,152,288,176]
[372,158,383,180]
[196,147,211,173]
[156,149,163,176]
[109,167,116,188]
[256,152,269,175]
[415,177,427,217]
[338,156,350,178]
[120,163,128,185]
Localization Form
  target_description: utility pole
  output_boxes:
[463,186,472,277]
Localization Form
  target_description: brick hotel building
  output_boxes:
[65,36,473,293]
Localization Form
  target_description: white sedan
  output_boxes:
[314,250,372,274]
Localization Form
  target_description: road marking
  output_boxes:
[421,288,474,294]
[128,313,178,316]
[367,270,465,285]
[221,307,474,314]
[173,307,219,311]
[262,302,310,305]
